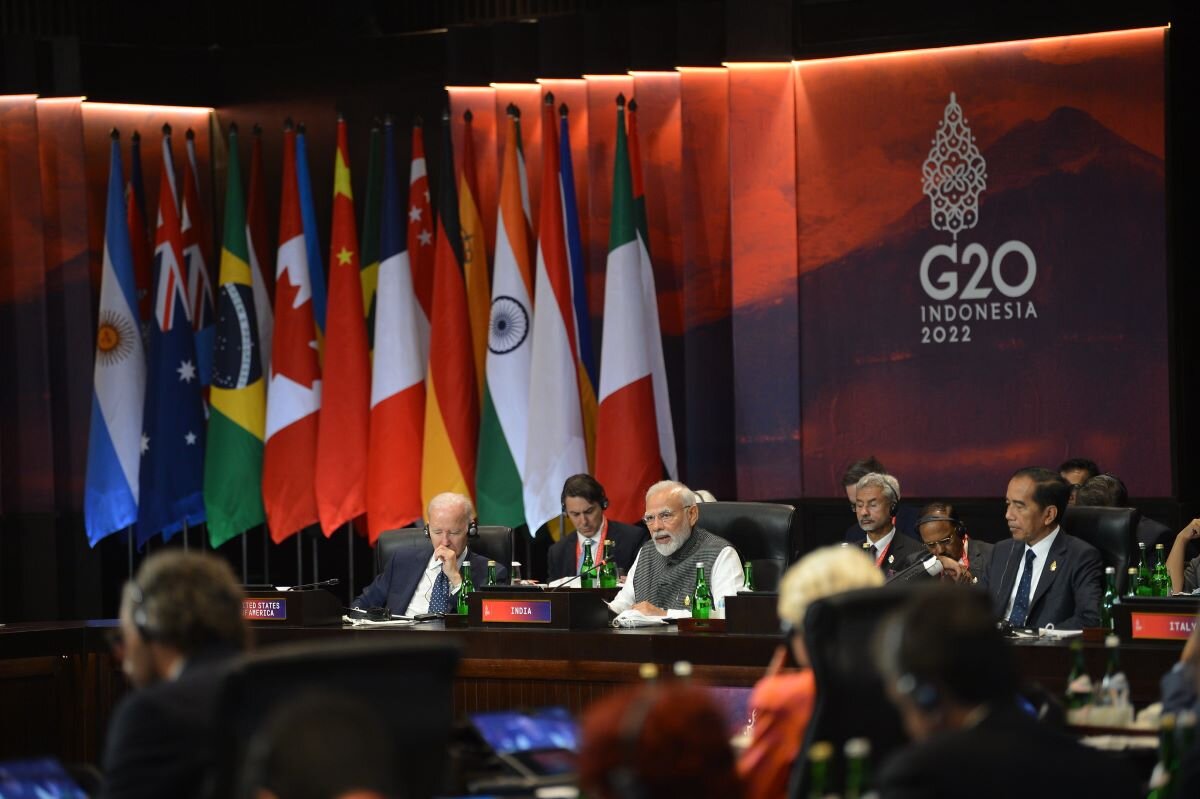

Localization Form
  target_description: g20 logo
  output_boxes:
[919,240,1037,301]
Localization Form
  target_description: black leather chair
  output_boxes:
[374,526,514,584]
[696,501,796,591]
[788,584,914,798]
[1063,506,1139,594]
[209,638,460,799]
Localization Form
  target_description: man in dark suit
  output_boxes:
[914,501,993,584]
[101,551,248,799]
[873,584,1141,798]
[840,456,920,543]
[853,472,924,579]
[353,492,506,614]
[977,467,1103,629]
[547,474,647,582]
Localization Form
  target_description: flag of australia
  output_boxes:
[137,126,207,546]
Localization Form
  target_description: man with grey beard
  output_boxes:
[607,480,744,618]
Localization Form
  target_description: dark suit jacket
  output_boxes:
[964,537,994,582]
[878,703,1142,799]
[546,519,647,582]
[353,545,503,613]
[978,531,1103,629]
[100,647,237,799]
[860,530,926,579]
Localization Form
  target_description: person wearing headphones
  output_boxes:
[546,474,648,582]
[873,584,1141,798]
[914,501,993,584]
[352,492,506,615]
[855,472,924,578]
[101,550,248,799]
[976,467,1103,629]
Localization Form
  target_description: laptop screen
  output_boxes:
[469,707,580,755]
[0,759,87,799]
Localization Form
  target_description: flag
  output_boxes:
[204,124,266,547]
[459,110,490,403]
[407,119,434,358]
[263,124,322,543]
[626,98,677,481]
[84,132,146,546]
[137,125,207,545]
[477,106,534,529]
[523,94,588,532]
[596,97,678,522]
[367,118,426,540]
[315,117,371,536]
[296,124,328,337]
[360,123,384,350]
[558,103,598,469]
[181,129,216,388]
[126,130,153,329]
[421,112,478,507]
[246,124,275,373]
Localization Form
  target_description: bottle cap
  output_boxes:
[1156,543,1165,549]
[638,662,659,681]
[1127,567,1138,573]
[1105,634,1120,648]
[1105,566,1115,574]
[844,737,871,759]
[488,560,496,566]
[696,562,705,568]
[808,741,834,762]
[1162,713,1177,730]
[672,660,693,678]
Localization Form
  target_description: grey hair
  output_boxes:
[855,472,901,505]
[426,492,475,522]
[645,480,696,508]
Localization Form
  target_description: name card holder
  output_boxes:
[467,588,618,630]
[724,592,780,635]
[1113,596,1200,642]
[242,589,342,626]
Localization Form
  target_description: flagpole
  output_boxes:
[312,537,319,583]
[296,534,303,586]
[241,534,248,584]
[126,526,134,579]
[345,522,354,606]
[263,527,270,586]
[182,519,190,551]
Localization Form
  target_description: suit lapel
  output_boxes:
[1029,533,1067,613]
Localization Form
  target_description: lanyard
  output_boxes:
[868,540,890,568]
[575,520,608,566]
[959,536,971,570]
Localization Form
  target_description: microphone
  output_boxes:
[886,554,944,584]
[284,578,340,592]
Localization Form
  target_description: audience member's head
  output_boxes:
[240,692,397,799]
[916,501,968,561]
[1005,467,1070,546]
[578,681,742,799]
[1059,458,1100,504]
[1074,473,1129,508]
[425,492,475,558]
[855,472,901,538]
[118,550,247,688]
[874,585,1016,741]
[842,456,888,505]
[560,474,609,539]
[643,480,700,556]
[778,545,885,666]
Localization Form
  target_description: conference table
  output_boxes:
[0,617,1185,766]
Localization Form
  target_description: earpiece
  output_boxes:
[424,519,479,538]
[915,514,966,535]
[127,580,154,641]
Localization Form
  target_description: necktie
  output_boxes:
[868,544,878,562]
[1008,549,1037,626]
[429,570,451,614]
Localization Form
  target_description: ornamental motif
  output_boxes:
[922,92,987,240]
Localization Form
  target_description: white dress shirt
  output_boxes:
[608,544,744,618]
[405,548,470,616]
[1003,527,1060,619]
[865,528,896,560]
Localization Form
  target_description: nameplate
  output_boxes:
[481,598,553,624]
[1129,611,1196,640]
[243,598,287,621]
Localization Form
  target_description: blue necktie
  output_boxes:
[429,570,451,614]
[1009,549,1037,626]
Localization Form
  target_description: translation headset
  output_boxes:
[423,518,480,538]
[127,580,156,642]
[879,611,941,713]
[561,489,609,513]
[914,513,966,535]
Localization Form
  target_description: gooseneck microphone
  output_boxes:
[284,578,340,592]
[886,554,945,584]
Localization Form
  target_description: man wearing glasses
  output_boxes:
[352,492,505,615]
[607,480,743,617]
[914,501,993,584]
[855,472,924,578]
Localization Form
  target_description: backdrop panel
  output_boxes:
[793,28,1169,497]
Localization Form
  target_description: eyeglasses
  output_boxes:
[642,506,693,526]
[922,534,956,550]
